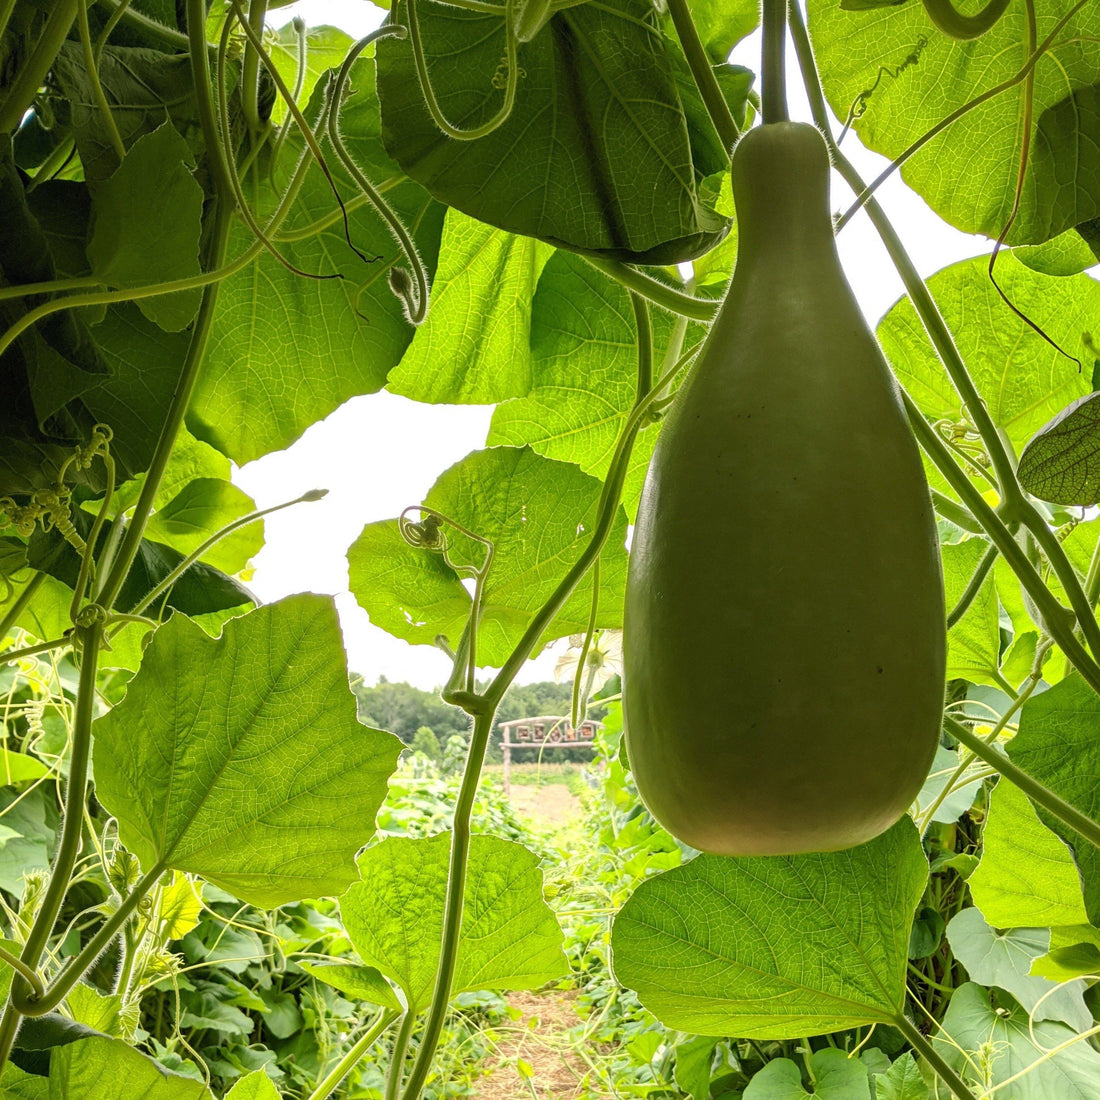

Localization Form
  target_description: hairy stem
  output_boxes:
[762,0,789,124]
[583,256,716,321]
[666,0,740,149]
[307,1010,400,1100]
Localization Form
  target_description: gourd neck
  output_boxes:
[730,122,838,274]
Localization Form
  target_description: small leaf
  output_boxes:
[968,779,1087,929]
[298,961,402,1011]
[743,1050,871,1099]
[1018,392,1100,506]
[610,818,927,1037]
[875,1054,929,1100]
[934,982,1100,1097]
[341,833,567,1014]
[224,1072,280,1100]
[92,595,402,906]
[86,123,203,331]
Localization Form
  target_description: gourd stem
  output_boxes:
[945,714,1100,852]
[666,0,740,149]
[241,0,268,132]
[945,542,999,629]
[583,256,717,321]
[919,0,1010,40]
[1,636,72,665]
[761,0,789,124]
[892,1012,979,1100]
[930,490,983,534]
[306,1011,400,1100]
[0,621,102,1069]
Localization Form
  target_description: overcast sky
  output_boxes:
[233,0,995,691]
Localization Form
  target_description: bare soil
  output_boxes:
[507,783,582,829]
[475,991,598,1099]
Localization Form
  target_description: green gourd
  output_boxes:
[623,122,946,855]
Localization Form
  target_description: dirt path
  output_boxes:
[507,784,582,829]
[476,991,598,1099]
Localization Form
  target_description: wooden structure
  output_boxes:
[497,716,601,795]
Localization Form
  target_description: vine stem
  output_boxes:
[400,295,657,1100]
[0,621,102,1067]
[946,542,999,629]
[665,0,740,149]
[9,861,167,1015]
[0,0,79,134]
[762,0,789,124]
[945,714,1100,851]
[95,0,235,614]
[0,574,45,640]
[893,1012,979,1100]
[306,1010,400,1100]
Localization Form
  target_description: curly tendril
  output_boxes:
[401,0,521,142]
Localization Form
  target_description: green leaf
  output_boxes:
[92,594,402,906]
[266,22,354,125]
[743,1050,871,1099]
[912,745,983,826]
[386,209,554,403]
[676,0,759,62]
[941,539,1000,686]
[1017,392,1100,506]
[193,60,445,463]
[875,1054,929,1100]
[224,1072,279,1100]
[143,477,262,576]
[26,508,252,619]
[63,985,125,1038]
[488,252,703,519]
[0,749,49,785]
[341,833,567,1014]
[48,1035,210,1099]
[610,818,927,1037]
[945,907,1090,1030]
[879,255,1097,456]
[968,778,1087,929]
[0,1062,48,1099]
[934,982,1100,1098]
[52,45,202,183]
[347,446,630,665]
[1007,674,1100,923]
[673,1034,718,1100]
[158,872,204,941]
[806,0,1100,244]
[86,123,203,331]
[375,0,730,263]
[297,961,402,1011]
[1032,925,1100,981]
[1014,230,1099,277]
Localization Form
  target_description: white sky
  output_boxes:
[234,1,994,690]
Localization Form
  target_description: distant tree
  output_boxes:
[410,725,441,762]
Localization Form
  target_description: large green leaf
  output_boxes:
[341,833,567,1014]
[610,818,928,1037]
[266,22,354,125]
[488,252,705,519]
[934,982,1100,1098]
[945,907,1090,1030]
[743,1050,871,1099]
[1008,674,1100,923]
[86,123,202,332]
[92,594,402,906]
[192,59,445,463]
[879,255,1097,457]
[969,778,1088,929]
[386,209,554,403]
[0,1062,48,1099]
[375,0,730,263]
[347,446,630,666]
[48,1035,210,1099]
[806,0,1100,244]
[677,0,759,62]
[297,961,402,1011]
